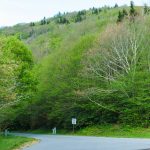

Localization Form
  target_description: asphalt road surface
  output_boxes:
[14,133,150,150]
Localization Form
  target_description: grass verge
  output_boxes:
[0,135,35,150]
[24,125,150,138]
[76,125,150,138]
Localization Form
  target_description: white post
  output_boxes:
[52,127,56,135]
[54,127,56,134]
[4,129,8,137]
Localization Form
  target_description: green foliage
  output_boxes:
[0,37,16,105]
[0,37,33,105]
[117,11,124,22]
[76,125,150,138]
[30,22,35,27]
[75,13,83,22]
[117,9,128,22]
[0,37,36,130]
[82,18,150,127]
[144,4,150,15]
[0,7,149,132]
[49,35,62,50]
[56,16,69,24]
[92,7,101,15]
[74,10,88,23]
[114,4,118,8]
[40,17,47,25]
[123,9,128,16]
[22,8,117,129]
[54,12,70,24]
[130,1,137,18]
[0,136,34,150]
[130,1,135,15]
[31,35,95,129]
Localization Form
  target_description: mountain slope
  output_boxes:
[1,6,150,130]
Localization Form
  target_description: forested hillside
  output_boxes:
[0,3,150,131]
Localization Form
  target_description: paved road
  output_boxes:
[13,133,150,150]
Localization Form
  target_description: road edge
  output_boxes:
[14,139,40,150]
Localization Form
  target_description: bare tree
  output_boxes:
[79,19,149,108]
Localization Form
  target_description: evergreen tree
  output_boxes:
[30,22,35,27]
[63,18,70,24]
[56,16,69,24]
[123,9,128,16]
[43,17,46,24]
[58,12,61,17]
[129,1,137,22]
[75,12,83,22]
[41,17,46,25]
[92,7,99,15]
[130,1,136,16]
[47,20,50,24]
[117,11,124,22]
[40,20,44,25]
[98,8,102,13]
[94,9,99,15]
[75,14,82,22]
[144,4,149,15]
[114,3,118,8]
[78,10,86,16]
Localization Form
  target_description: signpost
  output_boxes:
[72,118,77,133]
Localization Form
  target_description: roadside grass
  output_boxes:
[26,129,52,134]
[19,128,68,135]
[0,135,34,150]
[76,125,150,138]
[24,125,150,138]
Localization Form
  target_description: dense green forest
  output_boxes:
[0,3,150,131]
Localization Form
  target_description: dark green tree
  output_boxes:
[98,8,102,13]
[122,9,128,16]
[43,17,46,24]
[56,16,69,24]
[79,10,86,15]
[47,20,50,24]
[114,3,118,8]
[117,11,124,22]
[75,13,83,22]
[30,22,35,27]
[144,4,149,15]
[130,1,136,16]
[92,7,99,15]
[40,17,46,25]
[117,9,128,23]
[58,12,61,17]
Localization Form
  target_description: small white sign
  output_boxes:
[72,118,77,125]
